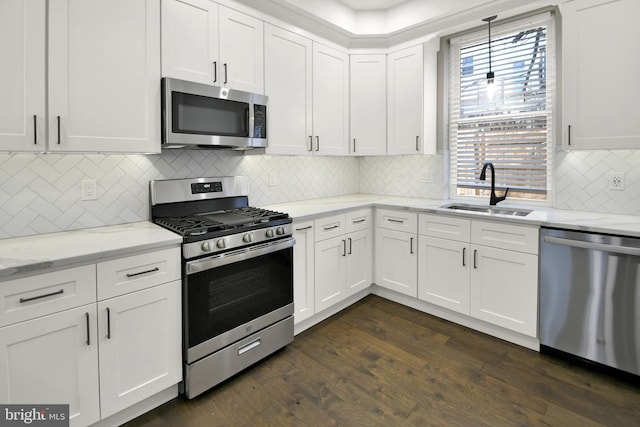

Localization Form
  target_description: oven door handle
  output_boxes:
[186,237,295,275]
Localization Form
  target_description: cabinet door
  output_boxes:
[350,54,386,155]
[0,305,100,427]
[345,229,372,296]
[97,281,181,418]
[161,0,218,85]
[293,221,315,324]
[470,246,537,337]
[48,0,161,153]
[387,45,423,155]
[563,0,640,149]
[312,43,349,156]
[418,236,470,314]
[0,0,46,152]
[218,5,264,93]
[315,236,346,312]
[375,228,417,297]
[264,24,313,155]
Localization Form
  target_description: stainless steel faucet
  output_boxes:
[479,162,509,206]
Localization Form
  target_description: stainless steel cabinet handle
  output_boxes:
[56,116,61,144]
[410,237,414,254]
[213,61,217,83]
[323,225,339,231]
[308,136,313,151]
[568,125,571,146]
[473,249,478,269]
[33,115,37,145]
[19,289,64,303]
[342,239,347,257]
[348,237,352,254]
[106,307,111,339]
[85,312,91,346]
[353,138,356,153]
[126,267,160,278]
[352,219,366,224]
[315,136,320,151]
[295,225,312,231]
[462,247,466,267]
[223,63,228,84]
[543,236,640,257]
[416,135,419,151]
[388,219,404,224]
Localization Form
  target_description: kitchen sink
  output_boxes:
[440,203,532,217]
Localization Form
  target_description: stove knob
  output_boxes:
[242,233,253,243]
[216,239,226,249]
[276,226,286,236]
[201,241,214,252]
[265,229,275,238]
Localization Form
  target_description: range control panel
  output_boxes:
[191,182,223,194]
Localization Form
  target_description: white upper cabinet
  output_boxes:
[162,0,264,93]
[312,42,350,156]
[0,0,46,152]
[350,54,386,156]
[264,24,313,155]
[47,0,160,153]
[387,44,423,155]
[563,0,640,149]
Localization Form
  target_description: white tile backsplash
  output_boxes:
[0,148,638,239]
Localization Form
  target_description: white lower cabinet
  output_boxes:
[0,246,181,426]
[375,209,418,297]
[293,221,315,323]
[418,214,539,337]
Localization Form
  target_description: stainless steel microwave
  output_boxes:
[161,78,268,150]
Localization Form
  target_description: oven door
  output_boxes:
[184,237,294,364]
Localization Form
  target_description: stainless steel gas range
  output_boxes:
[150,176,294,399]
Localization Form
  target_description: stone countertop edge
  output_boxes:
[261,193,640,238]
[0,221,182,280]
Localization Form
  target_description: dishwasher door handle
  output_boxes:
[543,236,640,257]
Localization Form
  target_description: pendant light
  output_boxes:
[482,15,497,85]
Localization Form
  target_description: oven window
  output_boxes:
[172,91,249,137]
[186,247,293,349]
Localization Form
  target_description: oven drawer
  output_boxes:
[97,247,181,300]
[0,265,96,327]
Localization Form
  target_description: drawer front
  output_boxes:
[345,209,372,234]
[97,247,181,300]
[0,265,97,327]
[471,220,539,254]
[314,214,346,242]
[419,214,470,242]
[375,209,417,233]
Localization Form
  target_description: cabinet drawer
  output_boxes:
[375,209,417,233]
[0,265,96,327]
[419,214,470,242]
[97,247,181,300]
[314,214,346,242]
[346,209,372,233]
[471,220,539,254]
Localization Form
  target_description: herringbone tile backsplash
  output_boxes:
[0,149,638,239]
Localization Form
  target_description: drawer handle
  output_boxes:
[126,267,160,278]
[388,219,404,224]
[352,219,366,224]
[295,225,312,231]
[238,339,261,355]
[323,225,339,231]
[19,289,64,303]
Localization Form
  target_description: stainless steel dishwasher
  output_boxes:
[539,228,640,377]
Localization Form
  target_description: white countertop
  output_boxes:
[0,222,182,280]
[262,193,640,237]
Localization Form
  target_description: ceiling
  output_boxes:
[233,0,548,47]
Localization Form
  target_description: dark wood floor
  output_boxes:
[125,295,640,426]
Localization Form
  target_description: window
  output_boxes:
[448,13,555,202]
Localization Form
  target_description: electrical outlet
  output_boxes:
[607,172,625,190]
[81,179,98,200]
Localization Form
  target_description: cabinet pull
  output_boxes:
[223,63,228,84]
[19,289,64,303]
[315,136,320,151]
[348,237,352,254]
[473,249,478,269]
[106,307,111,339]
[342,239,347,257]
[85,312,91,346]
[353,138,356,153]
[213,61,217,83]
[388,218,404,224]
[323,225,339,231]
[126,267,160,278]
[33,115,37,145]
[462,247,466,267]
[352,219,366,224]
[56,116,61,144]
[295,225,312,231]
[416,135,419,151]
[568,125,571,146]
[308,136,313,151]
[410,237,414,254]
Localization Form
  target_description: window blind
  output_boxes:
[449,13,554,199]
